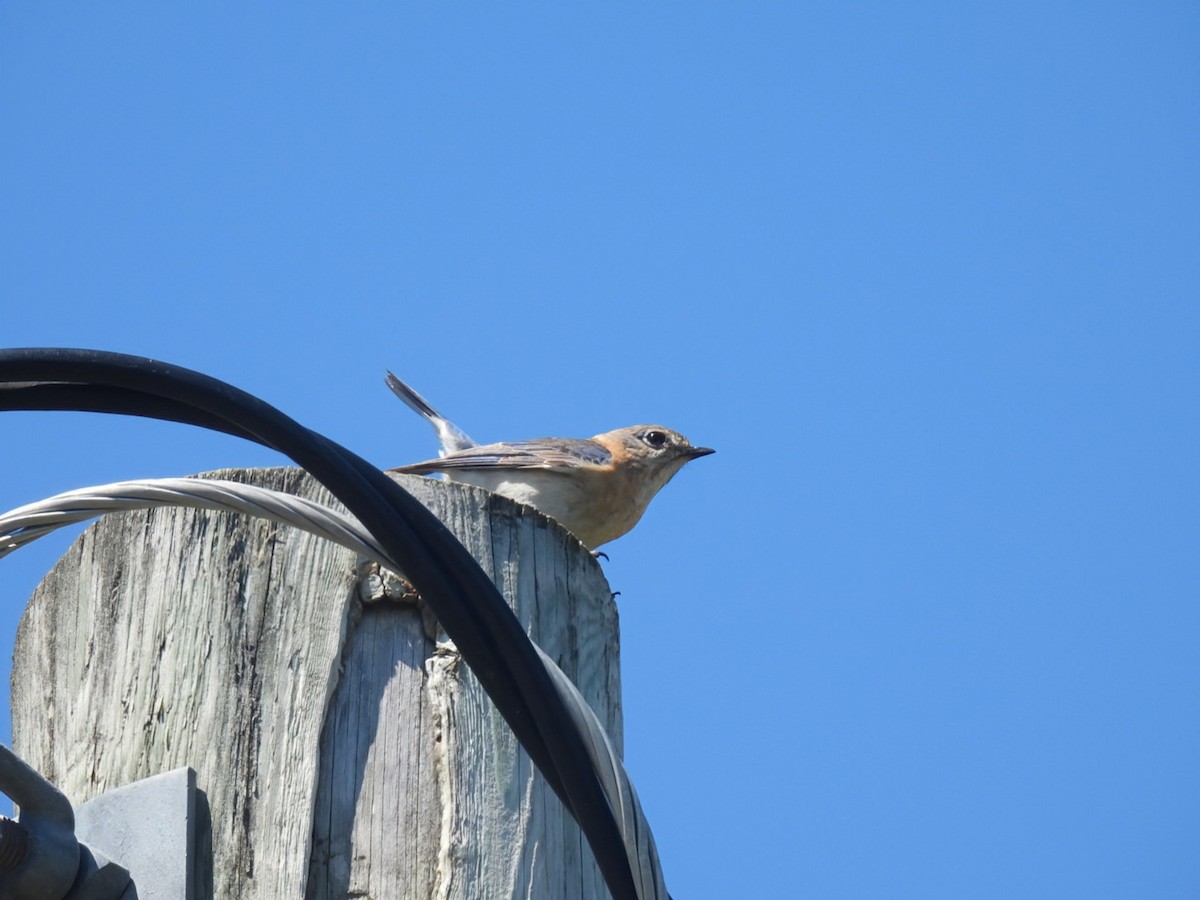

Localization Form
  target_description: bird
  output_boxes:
[384,371,714,549]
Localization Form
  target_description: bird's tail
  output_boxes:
[385,371,477,454]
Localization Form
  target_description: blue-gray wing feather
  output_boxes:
[393,438,611,474]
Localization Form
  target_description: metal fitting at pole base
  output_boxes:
[0,744,81,898]
[0,816,30,872]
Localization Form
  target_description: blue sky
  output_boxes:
[2,4,1198,897]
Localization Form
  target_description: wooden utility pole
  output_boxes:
[10,468,623,899]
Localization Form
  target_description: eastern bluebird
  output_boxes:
[385,372,714,549]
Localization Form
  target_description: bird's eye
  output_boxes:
[642,430,669,449]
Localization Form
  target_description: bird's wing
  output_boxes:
[392,438,612,475]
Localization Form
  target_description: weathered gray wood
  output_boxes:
[11,468,622,899]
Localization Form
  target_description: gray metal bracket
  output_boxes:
[0,744,200,899]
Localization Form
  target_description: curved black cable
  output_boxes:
[0,382,264,443]
[0,348,644,900]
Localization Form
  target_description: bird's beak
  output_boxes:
[685,446,715,459]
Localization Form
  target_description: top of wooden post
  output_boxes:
[10,467,642,899]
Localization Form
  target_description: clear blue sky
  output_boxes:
[2,4,1198,897]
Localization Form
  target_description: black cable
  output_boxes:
[0,382,264,443]
[0,348,643,900]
